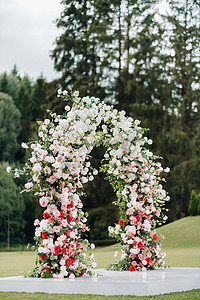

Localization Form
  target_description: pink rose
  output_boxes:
[53,226,60,233]
[39,197,49,207]
[47,175,57,184]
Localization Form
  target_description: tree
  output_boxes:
[188,190,198,216]
[0,162,25,248]
[0,93,21,163]
[51,0,111,98]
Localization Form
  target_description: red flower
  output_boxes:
[39,254,47,260]
[80,272,84,277]
[54,246,62,255]
[69,201,74,208]
[64,230,71,236]
[41,231,48,239]
[153,234,158,241]
[135,215,141,224]
[146,257,151,264]
[65,257,76,267]
[118,219,126,227]
[62,248,67,254]
[137,241,143,249]
[43,212,51,219]
[59,212,65,220]
[67,215,73,222]
[129,266,136,272]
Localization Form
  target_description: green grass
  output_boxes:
[156,216,200,248]
[0,290,200,300]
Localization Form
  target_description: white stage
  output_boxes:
[0,268,200,296]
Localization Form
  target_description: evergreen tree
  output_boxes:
[188,190,198,216]
[31,75,47,121]
[0,93,21,163]
[16,75,33,144]
[51,0,111,98]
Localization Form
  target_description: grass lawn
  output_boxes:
[0,290,200,300]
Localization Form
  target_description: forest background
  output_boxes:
[0,0,200,248]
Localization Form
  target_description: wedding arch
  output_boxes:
[14,90,169,278]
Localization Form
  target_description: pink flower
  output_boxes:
[34,219,40,226]
[39,197,49,207]
[47,176,57,184]
[25,182,33,189]
[61,219,68,227]
[32,163,42,172]
[53,226,60,233]
[30,157,37,163]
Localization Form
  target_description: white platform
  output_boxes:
[0,268,200,296]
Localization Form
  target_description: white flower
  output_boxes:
[91,243,95,250]
[134,120,141,125]
[21,142,28,149]
[164,167,170,173]
[6,166,11,173]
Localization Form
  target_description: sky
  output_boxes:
[0,0,169,82]
[0,0,61,81]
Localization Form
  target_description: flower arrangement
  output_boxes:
[9,90,169,277]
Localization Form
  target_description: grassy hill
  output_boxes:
[156,216,200,248]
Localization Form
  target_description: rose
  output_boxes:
[43,212,51,219]
[39,254,47,260]
[25,182,33,189]
[118,219,126,227]
[153,234,158,241]
[129,266,136,272]
[47,176,57,184]
[138,241,144,249]
[67,215,73,223]
[54,246,62,255]
[65,258,76,267]
[41,231,48,239]
[146,257,151,264]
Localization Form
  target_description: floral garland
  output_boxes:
[8,90,169,277]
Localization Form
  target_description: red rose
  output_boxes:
[42,231,48,239]
[64,230,71,236]
[137,241,143,249]
[129,266,136,272]
[54,246,62,255]
[69,201,74,208]
[59,212,65,220]
[67,215,73,222]
[62,248,67,254]
[43,212,51,219]
[153,234,158,241]
[146,257,151,264]
[135,215,141,224]
[65,257,76,267]
[80,272,84,277]
[118,219,126,227]
[39,254,47,260]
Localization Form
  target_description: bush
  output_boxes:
[188,190,198,216]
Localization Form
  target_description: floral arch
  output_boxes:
[15,90,169,278]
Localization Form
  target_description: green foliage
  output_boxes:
[0,92,21,162]
[0,162,25,247]
[188,190,199,216]
[198,194,200,215]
